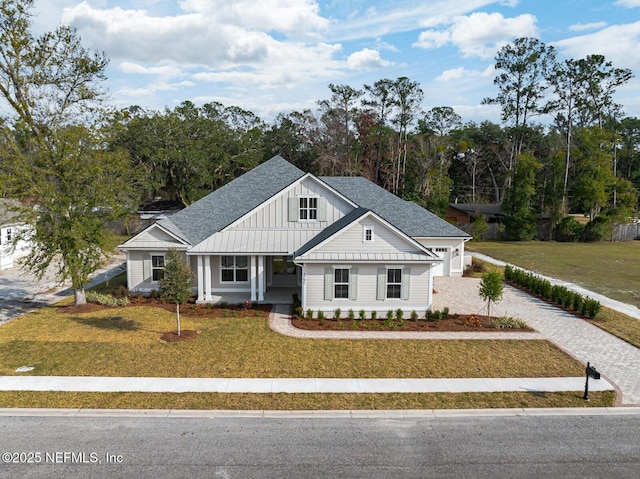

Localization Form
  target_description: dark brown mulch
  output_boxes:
[160,330,197,342]
[291,315,534,332]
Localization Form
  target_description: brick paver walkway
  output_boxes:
[270,278,640,406]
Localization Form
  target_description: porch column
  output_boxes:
[250,255,257,301]
[258,255,265,301]
[204,255,212,301]
[197,255,204,302]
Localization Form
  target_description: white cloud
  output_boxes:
[569,22,608,32]
[414,12,538,58]
[119,80,195,98]
[178,0,329,36]
[615,0,640,7]
[554,21,640,71]
[436,65,495,82]
[120,63,182,78]
[347,48,392,70]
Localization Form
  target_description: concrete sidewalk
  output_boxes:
[0,375,614,394]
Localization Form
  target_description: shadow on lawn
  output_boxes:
[68,315,168,335]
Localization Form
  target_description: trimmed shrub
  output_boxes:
[581,216,612,242]
[86,291,129,308]
[555,217,582,242]
[359,309,366,321]
[491,316,527,329]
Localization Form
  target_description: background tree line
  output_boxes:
[110,37,638,242]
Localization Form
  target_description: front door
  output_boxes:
[271,256,298,286]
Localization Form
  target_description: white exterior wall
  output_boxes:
[0,224,31,270]
[415,237,467,277]
[315,217,422,254]
[127,249,195,293]
[235,177,353,230]
[303,263,432,317]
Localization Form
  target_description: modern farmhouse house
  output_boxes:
[119,156,470,315]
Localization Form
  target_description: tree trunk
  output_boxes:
[74,288,87,306]
[176,303,181,336]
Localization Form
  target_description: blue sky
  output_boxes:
[33,0,640,124]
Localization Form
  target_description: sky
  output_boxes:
[31,0,640,124]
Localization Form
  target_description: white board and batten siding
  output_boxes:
[235,176,353,230]
[304,263,432,316]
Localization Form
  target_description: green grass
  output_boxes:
[0,391,615,410]
[468,241,640,307]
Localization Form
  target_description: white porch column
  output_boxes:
[250,255,257,301]
[300,264,306,310]
[204,255,212,301]
[258,255,265,302]
[197,255,204,302]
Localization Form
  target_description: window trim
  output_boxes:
[385,267,403,300]
[333,267,350,300]
[151,254,165,283]
[220,255,250,283]
[363,226,374,243]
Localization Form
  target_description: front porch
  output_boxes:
[196,286,298,305]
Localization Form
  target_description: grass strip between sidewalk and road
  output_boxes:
[0,391,615,410]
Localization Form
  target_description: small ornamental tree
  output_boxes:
[479,271,504,319]
[160,249,193,336]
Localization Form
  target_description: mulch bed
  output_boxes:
[160,330,197,342]
[291,314,534,332]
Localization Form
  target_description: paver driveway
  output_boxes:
[433,277,640,406]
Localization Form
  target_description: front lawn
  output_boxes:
[0,304,582,379]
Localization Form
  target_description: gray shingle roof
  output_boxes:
[320,177,470,238]
[168,156,305,245]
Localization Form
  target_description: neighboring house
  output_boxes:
[0,199,31,270]
[137,199,186,220]
[119,156,471,315]
[445,203,505,225]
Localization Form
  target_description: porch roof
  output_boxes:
[188,228,322,254]
[295,251,437,262]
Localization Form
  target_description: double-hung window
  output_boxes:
[386,268,402,299]
[363,226,374,242]
[299,197,318,220]
[334,268,350,299]
[151,255,165,282]
[221,256,249,282]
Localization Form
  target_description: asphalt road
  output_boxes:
[1,412,639,478]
